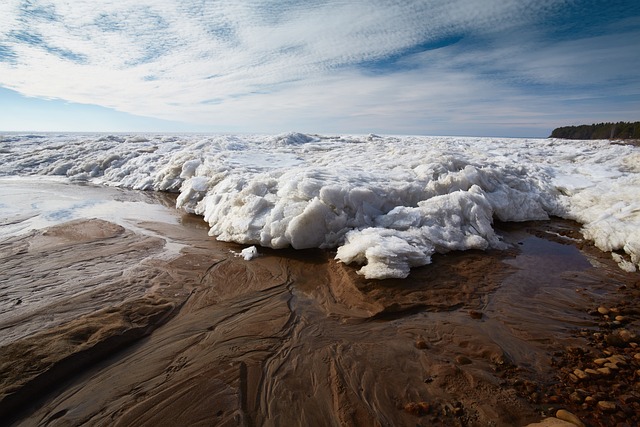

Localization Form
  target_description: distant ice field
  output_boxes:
[1,132,639,279]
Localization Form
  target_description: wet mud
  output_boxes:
[1,208,638,426]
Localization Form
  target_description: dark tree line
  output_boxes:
[550,121,640,140]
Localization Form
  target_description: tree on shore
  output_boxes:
[550,121,640,140]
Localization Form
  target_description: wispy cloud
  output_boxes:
[0,0,638,135]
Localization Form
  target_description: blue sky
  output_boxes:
[0,0,639,137]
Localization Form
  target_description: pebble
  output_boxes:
[607,355,626,365]
[618,329,635,342]
[593,358,607,365]
[415,340,428,349]
[615,315,625,322]
[596,367,611,376]
[556,409,585,427]
[604,362,619,370]
[597,306,609,315]
[584,368,599,376]
[523,418,577,426]
[584,396,596,405]
[596,400,616,412]
[634,353,640,361]
[404,401,430,416]
[618,394,638,404]
[568,392,583,404]
[573,369,588,380]
[469,310,483,319]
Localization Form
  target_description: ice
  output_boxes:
[241,246,259,261]
[1,133,639,279]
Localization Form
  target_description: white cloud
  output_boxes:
[0,0,638,134]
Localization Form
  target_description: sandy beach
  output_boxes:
[0,180,637,426]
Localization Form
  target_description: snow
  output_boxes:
[1,133,639,278]
[241,246,259,261]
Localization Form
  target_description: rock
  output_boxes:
[618,394,638,404]
[568,392,583,404]
[469,310,483,319]
[597,400,616,412]
[618,329,636,342]
[593,358,607,365]
[556,409,585,427]
[604,362,619,370]
[615,315,626,322]
[573,369,588,380]
[455,355,472,365]
[597,306,610,315]
[584,368,599,376]
[634,353,640,361]
[404,401,430,416]
[596,367,612,376]
[524,418,579,427]
[607,355,626,365]
[584,396,596,405]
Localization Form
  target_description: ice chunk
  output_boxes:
[336,186,505,279]
[241,246,259,261]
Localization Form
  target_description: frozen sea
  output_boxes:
[1,132,639,279]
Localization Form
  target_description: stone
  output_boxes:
[415,340,428,349]
[524,418,576,427]
[615,315,626,322]
[573,369,588,380]
[584,368,599,376]
[556,409,585,427]
[469,310,483,319]
[604,362,619,370]
[568,392,583,404]
[634,353,640,361]
[618,329,635,342]
[597,400,616,412]
[404,401,430,416]
[597,306,610,315]
[618,394,638,404]
[593,358,607,365]
[607,355,626,365]
[596,367,612,376]
[584,396,596,405]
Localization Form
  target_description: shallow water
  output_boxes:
[0,176,180,238]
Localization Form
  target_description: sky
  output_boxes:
[0,0,639,137]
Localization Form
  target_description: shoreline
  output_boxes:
[1,207,638,425]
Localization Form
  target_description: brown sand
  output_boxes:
[1,214,638,426]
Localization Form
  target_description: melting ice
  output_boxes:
[1,132,638,279]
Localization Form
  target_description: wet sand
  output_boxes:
[1,182,639,426]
